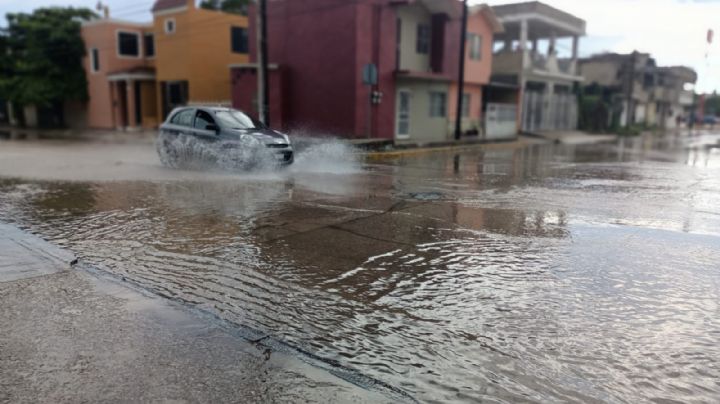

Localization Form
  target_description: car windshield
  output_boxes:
[214,110,266,130]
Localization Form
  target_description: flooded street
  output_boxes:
[1,133,720,403]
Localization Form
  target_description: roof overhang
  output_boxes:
[470,4,504,34]
[228,63,281,70]
[420,0,460,17]
[152,6,188,17]
[486,81,520,89]
[492,2,585,40]
[395,70,453,82]
[107,72,156,82]
[390,0,461,18]
[81,18,152,28]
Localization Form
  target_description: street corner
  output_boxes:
[0,223,77,283]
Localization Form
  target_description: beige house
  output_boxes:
[580,52,696,129]
[394,0,460,144]
[491,1,586,133]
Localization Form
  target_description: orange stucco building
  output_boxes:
[82,0,249,130]
[81,18,156,130]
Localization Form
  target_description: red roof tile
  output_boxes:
[152,0,188,12]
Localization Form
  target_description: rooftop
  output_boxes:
[152,0,188,13]
[470,4,504,34]
[492,1,585,40]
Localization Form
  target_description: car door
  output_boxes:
[191,109,222,164]
[191,109,220,144]
[163,108,195,138]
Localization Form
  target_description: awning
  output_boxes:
[107,66,156,82]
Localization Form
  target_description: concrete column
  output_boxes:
[571,36,579,59]
[570,35,579,75]
[544,83,555,131]
[126,80,138,131]
[520,19,529,70]
[548,32,556,56]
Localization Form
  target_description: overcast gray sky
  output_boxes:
[2,0,719,92]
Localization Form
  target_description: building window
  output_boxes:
[90,48,100,72]
[416,24,430,54]
[231,26,248,53]
[429,91,447,117]
[117,31,140,57]
[462,93,471,117]
[165,18,176,34]
[468,33,482,60]
[144,33,155,57]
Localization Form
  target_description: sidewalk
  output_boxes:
[0,223,396,403]
[0,125,156,144]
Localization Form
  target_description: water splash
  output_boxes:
[156,132,361,175]
[156,132,285,172]
[290,136,361,175]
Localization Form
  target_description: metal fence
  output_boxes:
[522,90,578,132]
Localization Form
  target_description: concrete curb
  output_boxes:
[362,138,543,160]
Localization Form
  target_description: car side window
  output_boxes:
[194,110,216,130]
[170,109,194,127]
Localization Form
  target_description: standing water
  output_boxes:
[1,134,719,402]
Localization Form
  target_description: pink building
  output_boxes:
[448,5,505,136]
[231,0,508,144]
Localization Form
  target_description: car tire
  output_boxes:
[158,138,183,168]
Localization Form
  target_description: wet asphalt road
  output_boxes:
[1,132,719,403]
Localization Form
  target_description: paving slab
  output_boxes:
[0,223,396,403]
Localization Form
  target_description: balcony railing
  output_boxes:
[492,50,578,77]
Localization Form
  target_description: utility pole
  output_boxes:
[256,0,270,126]
[454,0,468,141]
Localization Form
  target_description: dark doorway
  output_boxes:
[161,81,189,120]
[117,83,128,128]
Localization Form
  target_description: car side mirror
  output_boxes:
[206,124,220,133]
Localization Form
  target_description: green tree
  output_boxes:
[0,29,12,98]
[0,7,95,109]
[200,0,249,15]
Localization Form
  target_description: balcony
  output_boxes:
[491,50,579,80]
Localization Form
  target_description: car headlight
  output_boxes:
[274,130,290,144]
[241,135,262,147]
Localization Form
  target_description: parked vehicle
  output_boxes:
[156,106,293,169]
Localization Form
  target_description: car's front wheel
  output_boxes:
[157,137,183,168]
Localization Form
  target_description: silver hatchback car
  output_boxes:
[156,106,293,169]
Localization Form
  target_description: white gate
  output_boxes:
[485,103,517,140]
